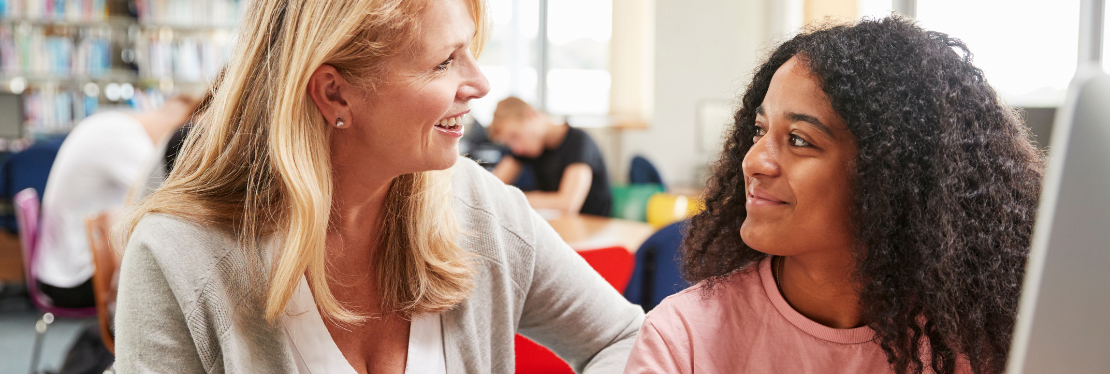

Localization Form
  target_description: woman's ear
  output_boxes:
[307,64,353,128]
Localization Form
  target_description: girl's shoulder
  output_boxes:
[649,260,765,318]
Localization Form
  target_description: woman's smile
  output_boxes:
[433,111,469,138]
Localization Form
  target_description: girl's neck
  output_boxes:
[775,252,863,329]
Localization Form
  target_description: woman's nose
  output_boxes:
[459,59,490,101]
[742,134,781,179]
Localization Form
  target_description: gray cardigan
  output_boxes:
[114,158,644,373]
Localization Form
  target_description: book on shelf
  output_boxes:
[0,24,112,76]
[142,35,229,83]
[22,88,91,133]
[136,0,240,28]
[0,0,241,138]
[21,85,164,134]
[0,0,109,22]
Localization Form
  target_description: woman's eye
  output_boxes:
[753,126,766,138]
[789,134,811,147]
[436,57,454,71]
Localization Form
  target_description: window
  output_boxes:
[915,0,1081,107]
[470,0,612,126]
[545,0,611,116]
[858,0,894,19]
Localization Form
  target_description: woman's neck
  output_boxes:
[327,163,394,269]
[776,251,863,329]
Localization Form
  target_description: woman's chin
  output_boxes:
[407,146,460,173]
[426,151,461,171]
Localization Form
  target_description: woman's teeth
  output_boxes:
[436,116,461,129]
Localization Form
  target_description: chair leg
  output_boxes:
[29,312,54,374]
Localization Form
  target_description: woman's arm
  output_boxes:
[114,239,207,373]
[516,209,645,373]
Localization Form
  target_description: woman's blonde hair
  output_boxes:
[120,0,488,324]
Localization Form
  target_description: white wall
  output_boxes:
[618,0,772,188]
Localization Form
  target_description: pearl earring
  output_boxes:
[335,117,346,128]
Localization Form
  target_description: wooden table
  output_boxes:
[546,214,655,253]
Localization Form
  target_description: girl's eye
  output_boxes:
[436,57,454,71]
[789,134,811,147]
[753,126,766,138]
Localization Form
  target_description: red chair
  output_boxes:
[515,246,635,373]
[576,246,635,293]
[14,188,97,373]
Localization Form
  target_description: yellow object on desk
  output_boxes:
[546,214,655,253]
[646,193,705,228]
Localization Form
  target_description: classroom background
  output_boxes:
[0,0,1086,373]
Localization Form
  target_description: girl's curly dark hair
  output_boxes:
[683,16,1045,374]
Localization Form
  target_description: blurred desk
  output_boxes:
[547,214,655,252]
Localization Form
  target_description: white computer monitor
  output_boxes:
[1006,67,1110,373]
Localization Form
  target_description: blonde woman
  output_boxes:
[111,0,643,373]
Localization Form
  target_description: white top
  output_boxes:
[281,276,447,374]
[37,111,154,287]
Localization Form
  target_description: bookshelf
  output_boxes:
[0,0,241,139]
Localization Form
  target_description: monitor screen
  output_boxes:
[0,93,23,139]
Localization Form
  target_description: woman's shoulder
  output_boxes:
[450,157,523,206]
[118,214,283,371]
[449,157,563,293]
[450,157,537,241]
[129,213,238,256]
[125,213,247,293]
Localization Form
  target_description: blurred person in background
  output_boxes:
[113,0,642,372]
[488,96,612,217]
[35,94,200,308]
[133,74,222,201]
[625,17,1044,374]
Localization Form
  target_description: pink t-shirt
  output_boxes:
[625,257,966,373]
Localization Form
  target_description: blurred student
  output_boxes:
[625,17,1043,374]
[489,97,612,216]
[35,95,200,308]
[133,69,220,201]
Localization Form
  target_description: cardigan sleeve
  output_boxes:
[114,235,209,373]
[515,208,646,373]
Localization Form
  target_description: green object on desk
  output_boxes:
[610,183,665,222]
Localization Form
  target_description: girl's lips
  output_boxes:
[746,187,787,207]
[747,194,785,207]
